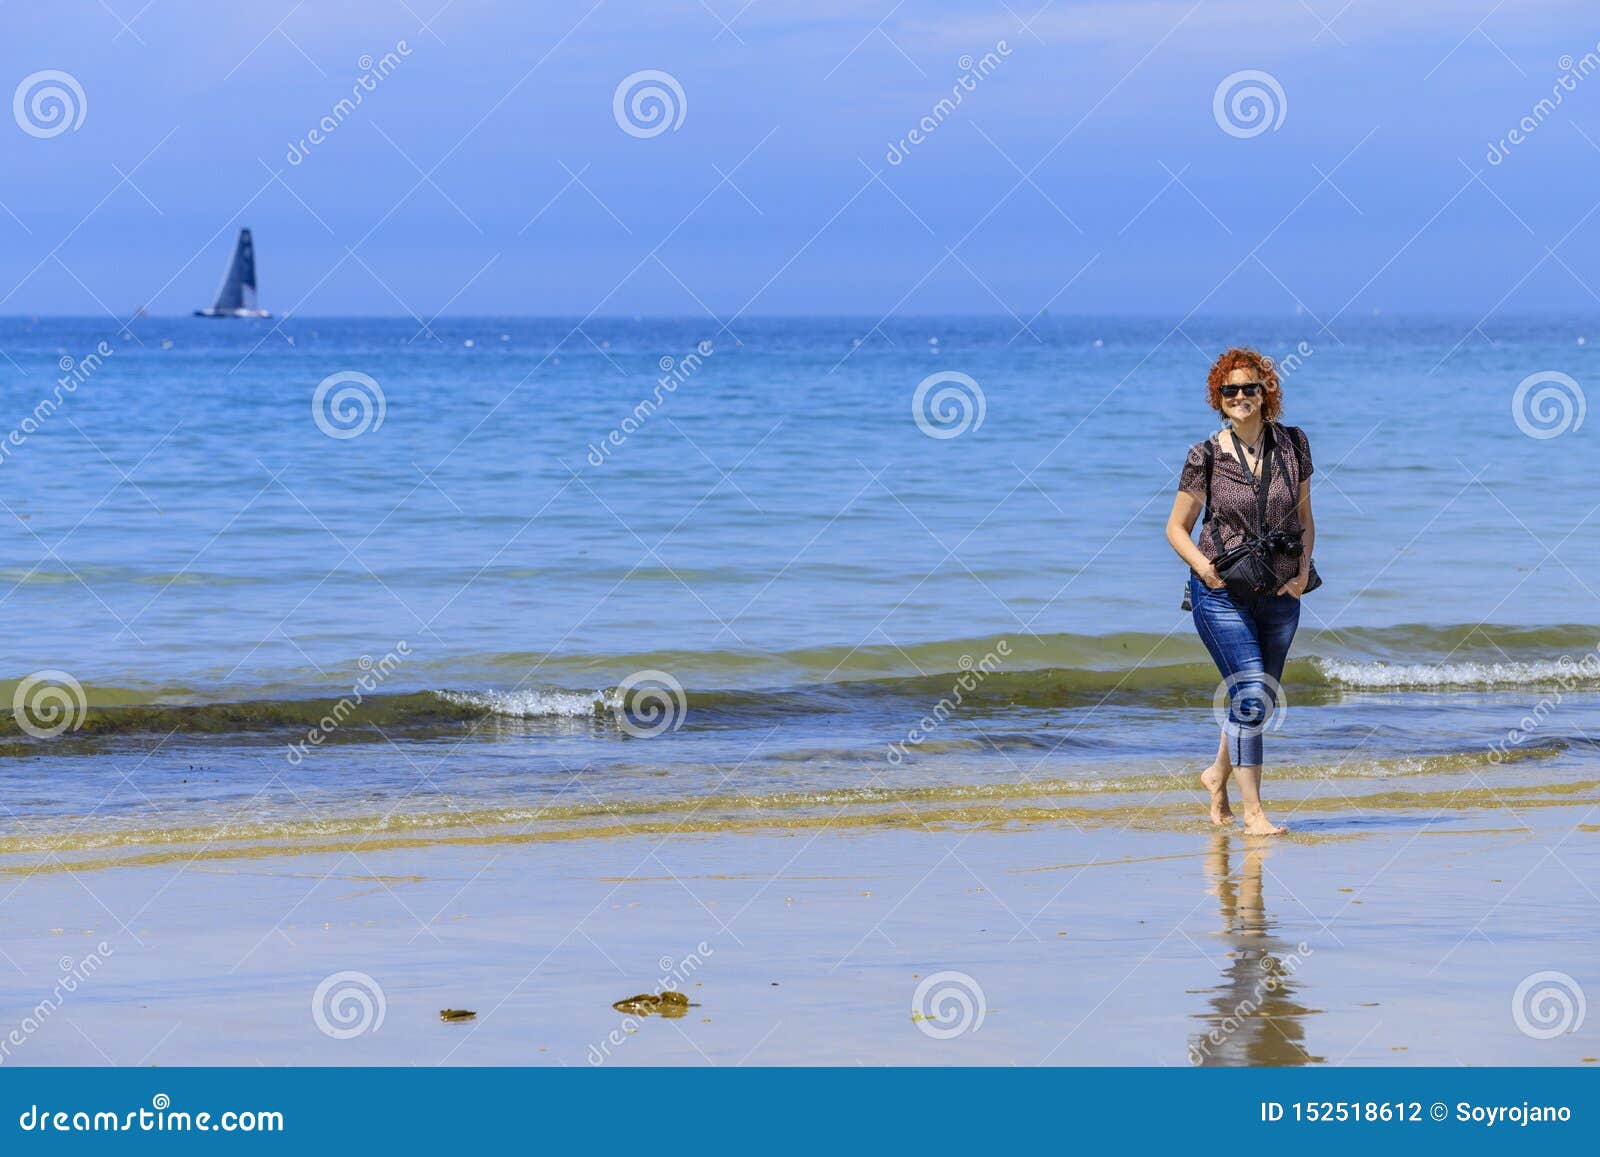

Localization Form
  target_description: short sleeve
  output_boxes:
[1178,442,1208,497]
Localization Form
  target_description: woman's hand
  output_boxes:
[1198,562,1225,590]
[1277,572,1308,598]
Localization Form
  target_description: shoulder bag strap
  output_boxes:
[1258,425,1274,540]
[1270,422,1301,531]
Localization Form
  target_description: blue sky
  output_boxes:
[1,0,1597,317]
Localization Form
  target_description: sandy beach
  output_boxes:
[5,780,1596,1068]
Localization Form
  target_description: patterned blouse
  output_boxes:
[1178,422,1313,587]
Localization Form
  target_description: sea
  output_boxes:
[3,315,1598,865]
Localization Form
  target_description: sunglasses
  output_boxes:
[1220,383,1264,399]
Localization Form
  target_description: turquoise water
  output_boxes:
[3,315,1599,846]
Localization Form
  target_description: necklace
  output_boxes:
[1228,424,1263,454]
[1227,424,1265,477]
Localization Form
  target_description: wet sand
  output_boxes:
[4,790,1598,1067]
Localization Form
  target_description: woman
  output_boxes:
[1164,348,1315,836]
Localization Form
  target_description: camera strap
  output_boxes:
[1227,424,1274,549]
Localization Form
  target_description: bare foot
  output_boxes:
[1200,763,1234,826]
[1241,809,1286,836]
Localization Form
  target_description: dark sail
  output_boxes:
[195,229,270,318]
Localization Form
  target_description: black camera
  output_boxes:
[1265,531,1304,559]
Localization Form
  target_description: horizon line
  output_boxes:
[1,310,1590,323]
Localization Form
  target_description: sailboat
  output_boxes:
[194,228,271,318]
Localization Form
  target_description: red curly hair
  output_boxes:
[1206,347,1282,421]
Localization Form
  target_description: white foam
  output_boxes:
[436,688,606,717]
[1316,657,1600,689]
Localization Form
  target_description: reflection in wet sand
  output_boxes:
[1189,834,1323,1066]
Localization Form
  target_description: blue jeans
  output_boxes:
[1189,574,1300,766]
